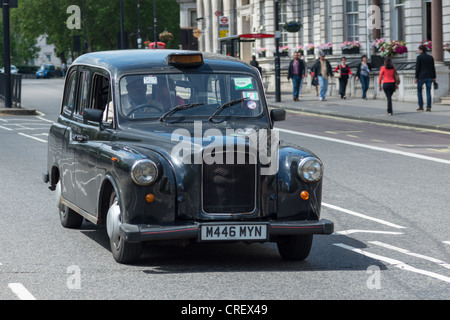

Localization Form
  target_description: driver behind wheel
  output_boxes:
[121,76,163,117]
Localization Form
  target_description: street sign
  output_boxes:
[219,16,228,25]
[1,0,18,8]
[215,10,221,17]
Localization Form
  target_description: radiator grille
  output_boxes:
[202,153,256,214]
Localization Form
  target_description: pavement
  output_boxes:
[266,90,450,132]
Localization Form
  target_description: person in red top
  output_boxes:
[378,58,397,115]
[334,57,352,99]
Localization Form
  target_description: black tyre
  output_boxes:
[56,181,83,229]
[277,234,313,261]
[106,192,142,264]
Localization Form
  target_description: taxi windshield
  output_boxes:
[119,73,263,120]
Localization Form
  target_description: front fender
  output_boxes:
[276,142,323,220]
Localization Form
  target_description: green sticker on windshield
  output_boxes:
[234,78,253,90]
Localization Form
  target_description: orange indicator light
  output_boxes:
[300,191,310,200]
[145,193,155,203]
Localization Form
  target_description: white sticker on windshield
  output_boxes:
[242,91,259,100]
[143,76,158,85]
[234,78,253,90]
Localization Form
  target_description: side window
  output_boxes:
[75,70,91,116]
[62,71,77,116]
[91,74,113,124]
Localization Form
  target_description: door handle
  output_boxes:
[72,134,88,142]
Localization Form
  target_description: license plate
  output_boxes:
[200,224,267,241]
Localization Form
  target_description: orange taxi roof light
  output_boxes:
[167,53,204,67]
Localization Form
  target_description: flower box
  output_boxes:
[380,40,408,57]
[283,21,302,33]
[342,47,359,54]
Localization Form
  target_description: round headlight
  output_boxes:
[298,157,323,183]
[131,159,158,186]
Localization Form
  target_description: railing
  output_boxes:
[0,73,22,107]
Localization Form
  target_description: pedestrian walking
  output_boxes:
[415,44,436,112]
[356,55,372,100]
[378,58,397,116]
[311,51,333,101]
[249,55,262,75]
[334,57,352,99]
[62,63,67,78]
[287,51,306,101]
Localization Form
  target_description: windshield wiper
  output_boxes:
[159,103,205,122]
[208,98,248,122]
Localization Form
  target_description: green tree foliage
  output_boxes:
[10,0,180,65]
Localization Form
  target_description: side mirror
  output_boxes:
[270,108,286,122]
[83,108,103,123]
[83,108,106,130]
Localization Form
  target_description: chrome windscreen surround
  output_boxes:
[201,150,257,215]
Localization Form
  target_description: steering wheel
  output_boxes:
[126,103,163,118]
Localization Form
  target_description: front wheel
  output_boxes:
[106,192,142,264]
[277,234,313,261]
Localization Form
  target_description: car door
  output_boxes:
[72,69,114,218]
[55,68,78,205]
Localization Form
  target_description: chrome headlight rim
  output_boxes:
[297,157,324,183]
[131,159,158,186]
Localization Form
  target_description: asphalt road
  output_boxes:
[0,79,449,302]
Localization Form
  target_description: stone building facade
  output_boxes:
[178,0,450,101]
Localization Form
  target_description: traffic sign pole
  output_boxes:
[2,0,12,108]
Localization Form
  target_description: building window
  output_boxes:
[278,0,288,47]
[346,0,359,41]
[326,0,332,43]
[395,0,405,41]
[190,10,197,28]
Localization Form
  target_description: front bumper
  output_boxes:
[120,219,334,243]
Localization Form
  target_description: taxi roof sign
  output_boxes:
[167,53,204,68]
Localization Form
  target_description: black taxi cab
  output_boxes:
[43,49,333,263]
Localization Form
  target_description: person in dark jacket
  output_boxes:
[311,51,333,101]
[334,56,352,99]
[415,45,436,112]
[287,51,306,101]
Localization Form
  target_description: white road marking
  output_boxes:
[278,128,450,165]
[8,283,36,300]
[18,132,47,143]
[370,241,450,270]
[322,202,406,229]
[334,230,404,235]
[36,116,54,123]
[0,125,13,131]
[334,243,450,283]
[443,241,450,245]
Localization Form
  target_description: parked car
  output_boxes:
[43,49,333,263]
[0,65,19,74]
[36,64,56,78]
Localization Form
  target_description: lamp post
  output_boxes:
[153,0,158,49]
[137,0,142,48]
[2,0,12,108]
[120,0,125,49]
[274,0,281,102]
